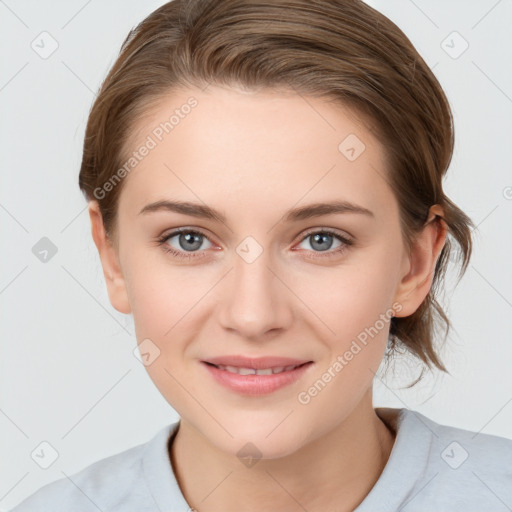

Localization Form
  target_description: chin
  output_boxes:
[224,434,304,462]
[211,415,312,461]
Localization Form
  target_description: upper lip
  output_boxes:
[202,355,312,370]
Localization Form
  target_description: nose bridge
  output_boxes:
[233,241,273,295]
[218,236,292,337]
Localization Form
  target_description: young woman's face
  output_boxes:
[103,85,420,458]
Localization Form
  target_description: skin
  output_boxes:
[89,84,447,512]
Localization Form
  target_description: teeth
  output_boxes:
[238,367,257,375]
[256,368,273,375]
[214,364,302,375]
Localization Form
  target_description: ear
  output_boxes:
[393,205,448,317]
[88,201,131,314]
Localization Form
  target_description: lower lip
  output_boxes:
[201,361,314,395]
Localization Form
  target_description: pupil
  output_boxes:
[181,232,202,251]
[312,233,332,251]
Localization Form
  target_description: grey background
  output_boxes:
[1,0,511,509]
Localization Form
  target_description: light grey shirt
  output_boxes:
[9,408,512,511]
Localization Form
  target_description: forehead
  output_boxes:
[118,85,396,223]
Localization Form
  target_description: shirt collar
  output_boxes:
[141,419,190,511]
[354,407,435,511]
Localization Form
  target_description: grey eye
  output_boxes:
[299,232,343,252]
[167,231,212,252]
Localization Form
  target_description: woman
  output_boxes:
[10,0,511,511]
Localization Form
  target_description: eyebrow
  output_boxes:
[138,199,374,223]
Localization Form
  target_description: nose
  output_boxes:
[218,246,294,340]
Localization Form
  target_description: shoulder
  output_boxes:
[411,408,512,469]
[400,408,512,510]
[9,424,178,512]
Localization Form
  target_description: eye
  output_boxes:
[156,227,354,261]
[295,229,353,258]
[157,229,213,260]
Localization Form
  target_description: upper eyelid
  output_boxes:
[299,226,352,240]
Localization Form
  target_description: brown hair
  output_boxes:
[78,0,474,381]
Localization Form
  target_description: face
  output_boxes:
[91,84,440,459]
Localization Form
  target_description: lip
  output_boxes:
[200,356,314,396]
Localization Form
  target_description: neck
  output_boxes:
[170,391,396,512]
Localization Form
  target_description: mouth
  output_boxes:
[203,361,310,375]
[200,356,314,395]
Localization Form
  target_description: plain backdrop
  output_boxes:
[1,0,511,509]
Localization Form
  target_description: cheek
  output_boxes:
[301,250,399,342]
[291,248,398,397]
[124,246,205,333]
[125,252,220,390]
[293,265,396,423]
[125,257,206,412]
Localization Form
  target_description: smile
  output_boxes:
[201,360,314,395]
[208,362,307,375]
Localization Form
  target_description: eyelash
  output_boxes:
[156,227,354,261]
